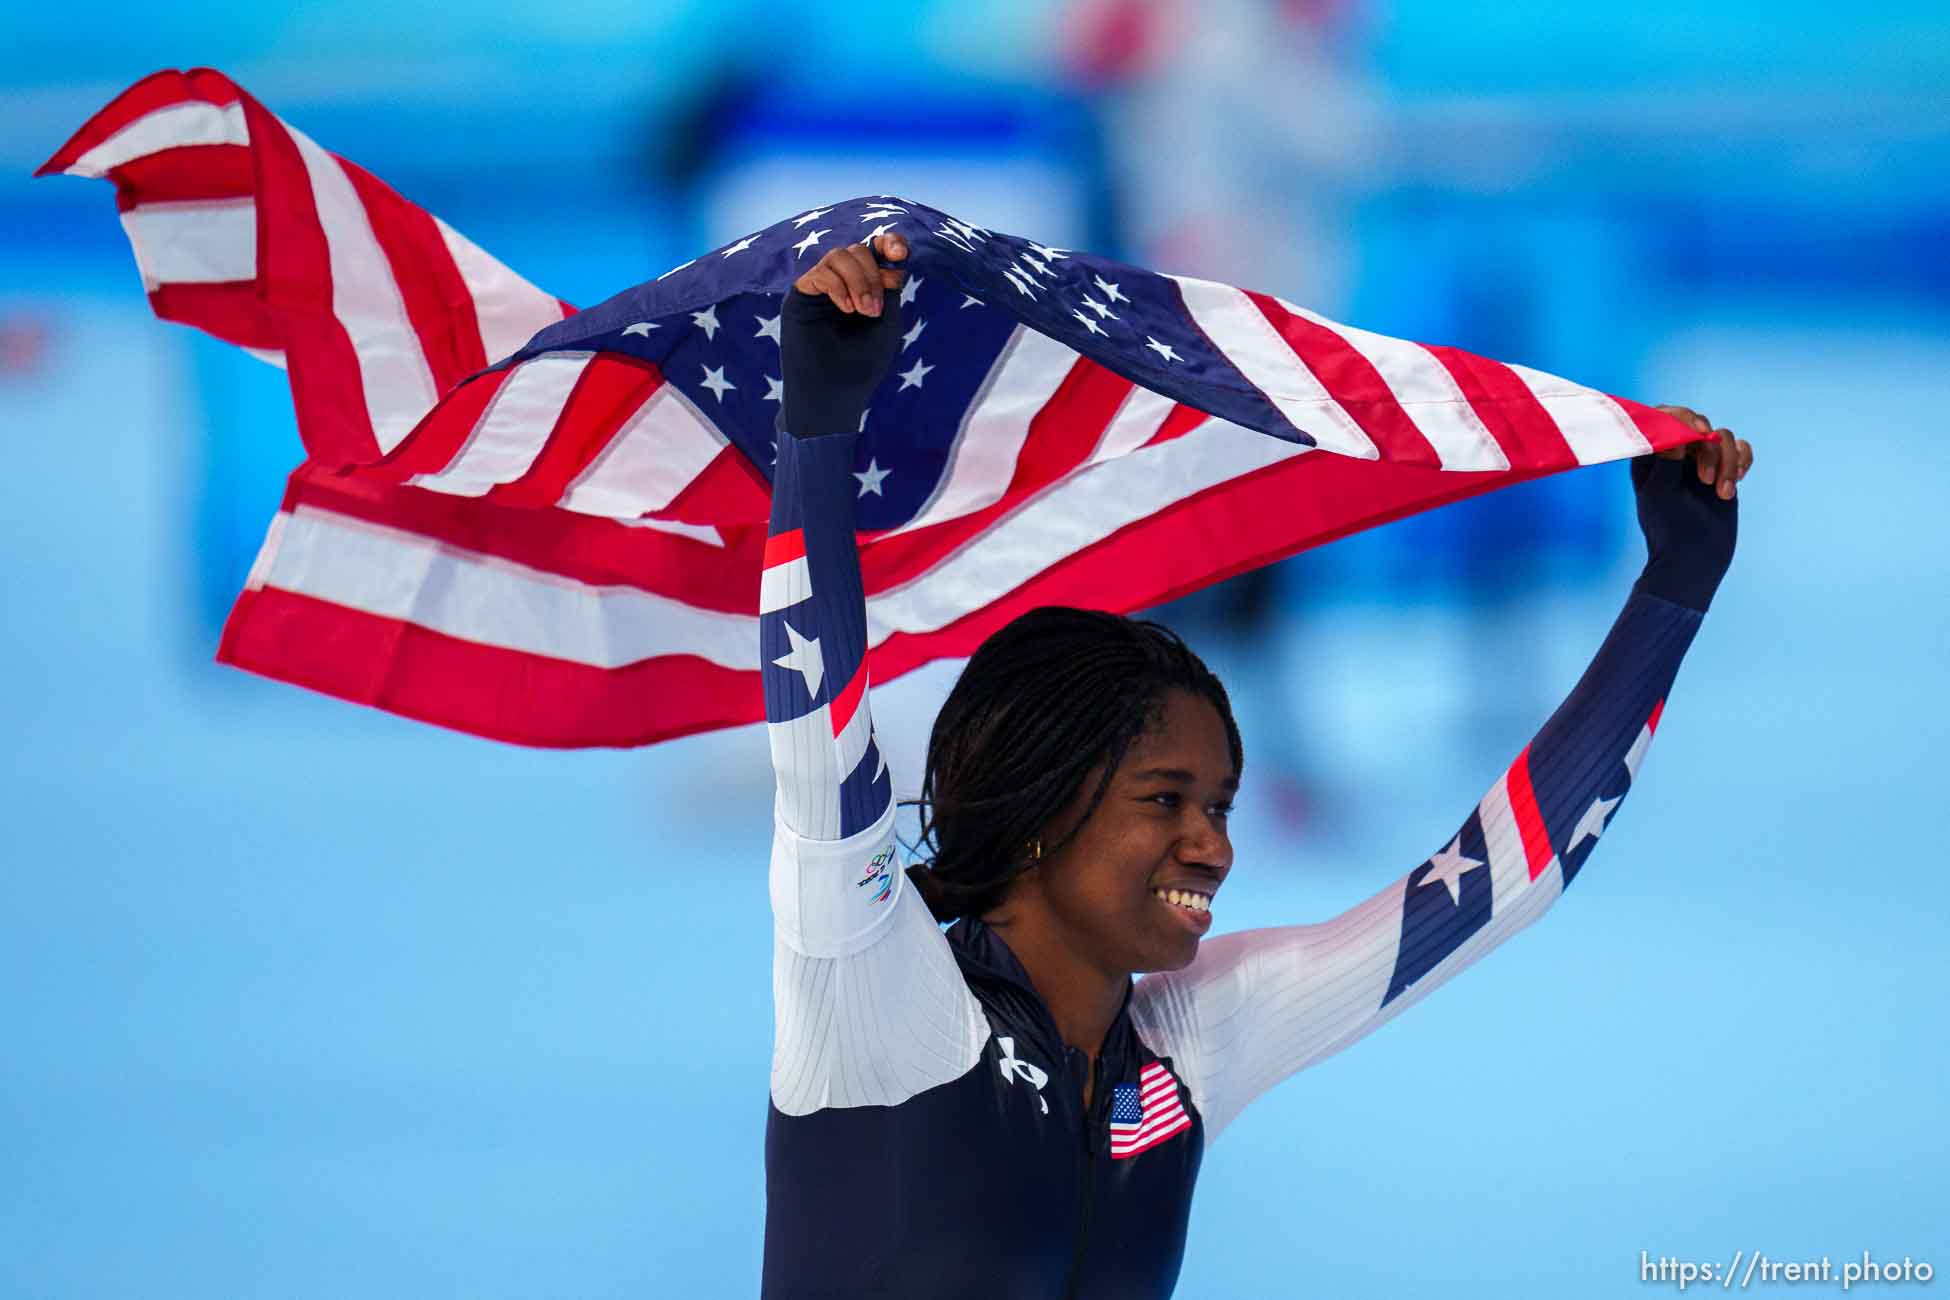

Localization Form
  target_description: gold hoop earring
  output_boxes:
[1029,838,1043,863]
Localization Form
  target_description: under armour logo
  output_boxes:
[996,1036,1049,1114]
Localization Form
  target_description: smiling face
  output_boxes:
[1006,689,1239,977]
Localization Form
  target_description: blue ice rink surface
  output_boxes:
[3,4,1948,1292]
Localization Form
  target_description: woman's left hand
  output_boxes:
[1654,405,1753,500]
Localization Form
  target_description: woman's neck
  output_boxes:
[982,906,1129,1066]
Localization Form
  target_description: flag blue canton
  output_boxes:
[504,196,1311,533]
[1110,1081,1143,1124]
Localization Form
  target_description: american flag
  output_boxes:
[1109,1062,1191,1159]
[42,69,1706,749]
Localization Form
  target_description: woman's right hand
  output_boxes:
[794,232,909,316]
[781,233,910,437]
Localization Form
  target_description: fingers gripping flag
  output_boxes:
[44,69,1711,749]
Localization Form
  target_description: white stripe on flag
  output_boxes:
[259,506,758,670]
[67,100,249,177]
[286,124,437,453]
[1114,1110,1187,1149]
[407,354,591,497]
[1088,383,1177,466]
[434,216,568,366]
[1269,295,1510,471]
[560,382,726,518]
[1169,275,1377,459]
[1504,362,1652,463]
[250,414,1308,682]
[866,416,1305,644]
[120,198,257,289]
[616,517,724,547]
[891,325,1077,536]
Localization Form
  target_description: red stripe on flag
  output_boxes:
[1647,698,1666,735]
[340,157,488,394]
[861,448,1561,688]
[1504,745,1555,881]
[1243,290,1442,467]
[231,420,1588,749]
[828,664,867,738]
[1420,344,1577,468]
[655,444,771,525]
[278,462,761,616]
[859,356,1133,590]
[1143,402,1210,449]
[148,282,279,352]
[367,368,513,481]
[1615,396,1702,455]
[35,68,244,176]
[109,144,254,209]
[764,529,806,567]
[484,355,664,509]
[218,586,761,749]
[239,93,380,466]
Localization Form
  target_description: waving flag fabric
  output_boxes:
[42,69,1704,749]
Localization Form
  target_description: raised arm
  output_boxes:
[765,235,986,1115]
[1131,420,1749,1141]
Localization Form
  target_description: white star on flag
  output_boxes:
[690,305,720,340]
[720,234,759,257]
[773,621,825,698]
[621,322,657,337]
[1093,275,1128,303]
[791,206,832,228]
[960,294,983,309]
[755,314,781,344]
[699,364,735,401]
[1568,795,1622,853]
[1145,336,1181,363]
[899,275,923,308]
[1071,308,1107,337]
[793,229,829,257]
[1081,297,1115,319]
[897,357,934,390]
[864,222,897,243]
[763,375,784,403]
[1029,242,1068,261]
[1418,836,1485,905]
[854,458,890,497]
[902,318,927,350]
[1004,269,1037,298]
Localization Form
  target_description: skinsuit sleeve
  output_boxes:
[1130,452,1738,1142]
[765,285,986,1116]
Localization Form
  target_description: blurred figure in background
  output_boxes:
[1060,0,1386,831]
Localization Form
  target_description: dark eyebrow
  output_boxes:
[1130,767,1240,792]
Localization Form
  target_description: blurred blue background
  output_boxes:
[3,3,1947,1296]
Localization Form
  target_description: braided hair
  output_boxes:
[906,606,1243,923]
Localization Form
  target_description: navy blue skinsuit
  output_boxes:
[764,917,1202,1299]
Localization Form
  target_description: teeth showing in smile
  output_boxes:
[1153,888,1212,914]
